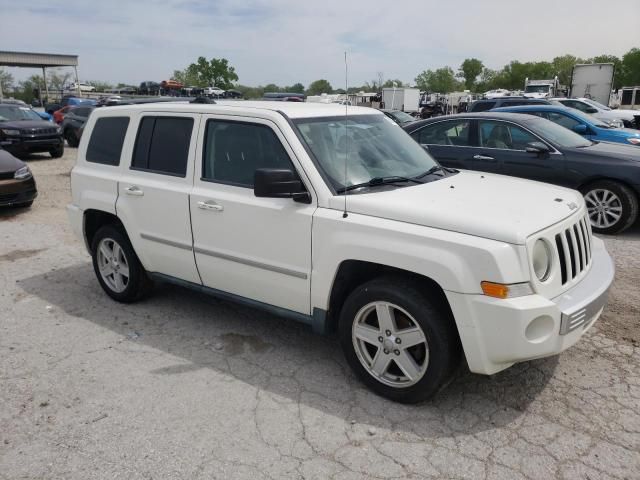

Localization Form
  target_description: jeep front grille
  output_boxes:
[555,215,592,285]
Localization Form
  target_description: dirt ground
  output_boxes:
[1,148,639,479]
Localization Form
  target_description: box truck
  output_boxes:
[382,88,420,112]
[570,63,615,107]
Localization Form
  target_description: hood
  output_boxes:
[0,149,25,173]
[596,109,637,121]
[0,119,58,130]
[523,92,549,99]
[604,128,640,141]
[573,140,640,160]
[328,171,583,245]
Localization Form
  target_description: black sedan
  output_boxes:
[0,148,37,208]
[403,112,640,234]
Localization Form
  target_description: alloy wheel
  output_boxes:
[585,188,623,229]
[97,237,130,293]
[352,301,429,388]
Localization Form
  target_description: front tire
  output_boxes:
[339,276,461,403]
[50,143,64,158]
[582,180,638,234]
[91,225,151,302]
[65,129,79,147]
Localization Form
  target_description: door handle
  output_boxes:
[124,185,144,196]
[473,154,496,162]
[197,200,223,212]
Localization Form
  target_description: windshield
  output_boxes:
[388,111,415,123]
[558,109,610,128]
[525,85,551,93]
[526,117,592,148]
[294,114,439,192]
[0,105,43,122]
[582,98,610,111]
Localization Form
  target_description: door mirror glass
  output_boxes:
[525,141,551,154]
[573,124,588,135]
[254,168,308,202]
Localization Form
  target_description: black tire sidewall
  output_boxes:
[339,277,460,403]
[583,180,638,235]
[91,225,147,302]
[50,144,64,158]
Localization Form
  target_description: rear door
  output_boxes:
[409,118,476,170]
[477,119,565,184]
[116,112,201,284]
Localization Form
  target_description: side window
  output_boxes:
[529,111,549,120]
[471,101,495,112]
[546,112,581,130]
[479,121,539,150]
[86,117,130,166]
[564,100,589,113]
[132,117,193,177]
[202,120,295,187]
[413,120,471,146]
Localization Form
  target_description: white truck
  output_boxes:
[67,101,614,403]
[382,87,420,112]
[524,77,561,99]
[570,63,615,107]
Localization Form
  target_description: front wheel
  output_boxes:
[583,180,638,234]
[91,225,151,302]
[65,130,79,147]
[50,143,64,158]
[339,276,461,403]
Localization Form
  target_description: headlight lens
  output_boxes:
[56,126,63,134]
[14,166,32,180]
[608,119,624,128]
[626,137,640,146]
[532,239,552,282]
[1,128,20,136]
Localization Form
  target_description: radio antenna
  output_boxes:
[342,51,349,219]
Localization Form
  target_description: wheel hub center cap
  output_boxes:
[383,338,395,351]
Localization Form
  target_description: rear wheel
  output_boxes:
[65,129,79,147]
[582,180,638,234]
[91,225,151,302]
[339,276,461,403]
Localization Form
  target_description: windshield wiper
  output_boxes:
[414,165,446,178]
[337,176,424,194]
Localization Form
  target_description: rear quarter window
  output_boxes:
[86,117,130,166]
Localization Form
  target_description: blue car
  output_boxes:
[493,104,640,147]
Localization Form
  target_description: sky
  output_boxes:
[1,0,639,89]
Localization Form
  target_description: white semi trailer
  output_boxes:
[382,87,420,112]
[570,63,615,107]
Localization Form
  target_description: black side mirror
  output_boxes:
[586,107,598,114]
[525,141,551,154]
[254,168,310,203]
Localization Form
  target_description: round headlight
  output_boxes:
[532,239,552,282]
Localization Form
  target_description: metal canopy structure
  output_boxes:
[0,50,80,100]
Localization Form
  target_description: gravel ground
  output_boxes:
[1,148,639,480]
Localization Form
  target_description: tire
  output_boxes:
[339,276,461,403]
[65,130,79,148]
[582,180,638,235]
[15,201,33,208]
[91,225,151,302]
[50,143,64,158]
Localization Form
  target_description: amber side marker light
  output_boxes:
[481,281,533,299]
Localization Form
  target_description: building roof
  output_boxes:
[0,51,78,68]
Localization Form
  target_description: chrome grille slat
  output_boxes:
[555,214,593,287]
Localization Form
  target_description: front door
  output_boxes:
[476,119,565,185]
[190,115,315,314]
[116,112,201,284]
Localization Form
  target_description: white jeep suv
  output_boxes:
[67,101,615,403]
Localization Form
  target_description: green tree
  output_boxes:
[173,57,238,89]
[551,55,584,86]
[87,80,113,92]
[263,83,282,93]
[0,68,14,96]
[236,84,264,99]
[458,58,484,90]
[415,67,461,93]
[306,79,333,95]
[381,79,405,88]
[285,83,305,93]
[619,48,640,87]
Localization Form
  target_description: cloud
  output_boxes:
[1,0,639,88]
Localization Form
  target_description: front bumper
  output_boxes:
[446,236,614,375]
[0,177,38,206]
[1,136,63,155]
